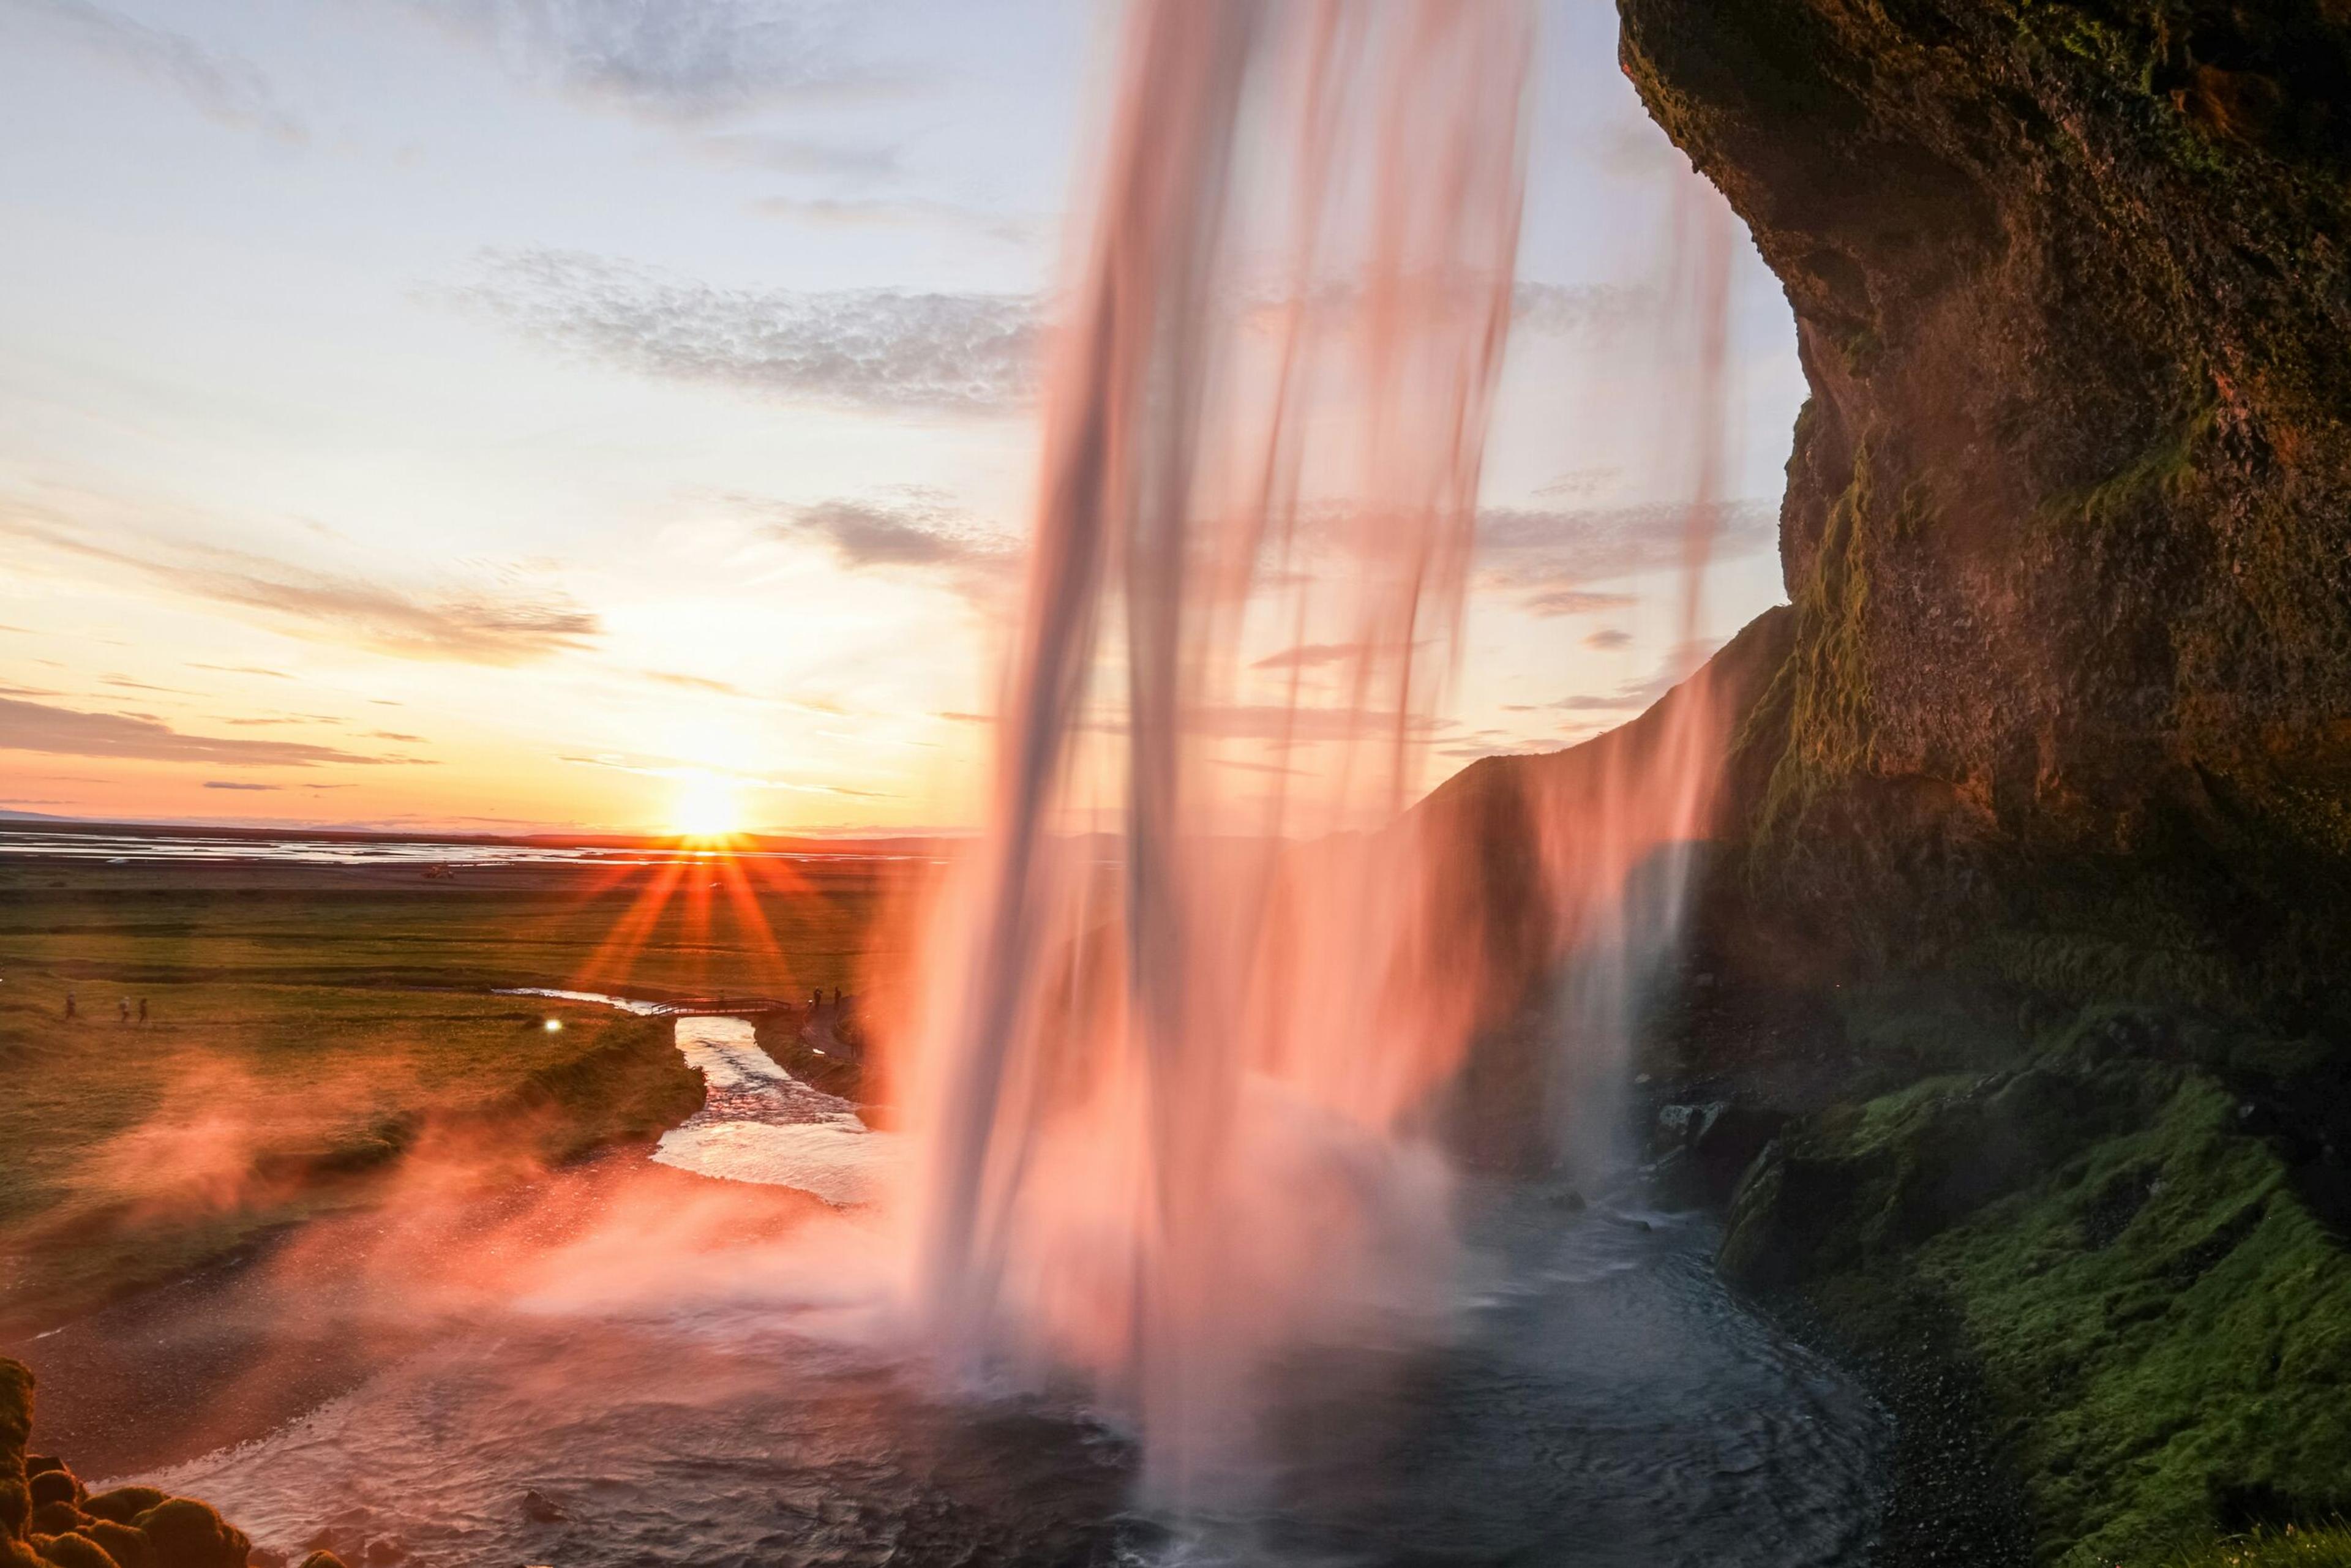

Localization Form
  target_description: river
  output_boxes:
[122,1015,1886,1568]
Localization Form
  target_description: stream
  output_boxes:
[125,1014,1888,1567]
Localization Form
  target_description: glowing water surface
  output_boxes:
[118,1016,1886,1568]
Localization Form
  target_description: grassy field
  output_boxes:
[0,845,898,1333]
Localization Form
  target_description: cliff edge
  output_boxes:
[1621,0,2351,1019]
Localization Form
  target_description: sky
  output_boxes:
[0,0,1803,838]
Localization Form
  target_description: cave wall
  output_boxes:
[1618,0,2351,1020]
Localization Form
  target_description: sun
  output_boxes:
[669,772,742,840]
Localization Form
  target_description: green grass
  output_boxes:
[0,855,890,1331]
[1731,1045,2351,1566]
[2158,1525,2351,1568]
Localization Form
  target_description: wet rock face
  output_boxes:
[1619,0,2351,1005]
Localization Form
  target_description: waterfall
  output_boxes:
[883,0,1738,1506]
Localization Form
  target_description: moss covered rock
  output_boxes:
[25,1477,77,1515]
[1730,1050,2351,1564]
[1617,0,2351,1024]
[0,1362,264,1568]
[81,1520,150,1568]
[36,1535,116,1568]
[0,1360,31,1542]
[132,1502,246,1568]
[73,1498,159,1534]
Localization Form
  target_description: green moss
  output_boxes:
[1755,442,1883,838]
[1740,1058,2351,1567]
[1922,1076,2351,1564]
[2038,387,2218,533]
[2158,1524,2351,1567]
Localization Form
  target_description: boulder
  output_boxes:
[81,1521,150,1568]
[133,1501,249,1568]
[26,1477,77,1513]
[34,1535,113,1568]
[77,1496,163,1531]
[26,1509,84,1540]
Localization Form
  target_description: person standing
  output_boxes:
[117,997,130,1025]
[137,997,148,1024]
[63,989,75,1021]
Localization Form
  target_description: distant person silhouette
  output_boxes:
[63,990,75,1021]
[810,987,822,1011]
[117,997,130,1025]
[138,997,148,1024]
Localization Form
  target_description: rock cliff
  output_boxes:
[1619,0,2351,1020]
[1591,5,2351,1562]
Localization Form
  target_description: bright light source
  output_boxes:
[544,1018,563,1033]
[670,771,741,839]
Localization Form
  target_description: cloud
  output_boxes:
[203,781,280,791]
[0,696,391,767]
[2,505,601,664]
[744,489,1018,604]
[0,683,60,697]
[452,249,1037,412]
[1511,282,1647,336]
[641,670,742,696]
[752,196,1040,247]
[189,662,293,679]
[1546,640,1724,718]
[2,0,306,144]
[695,131,899,179]
[1521,588,1638,618]
[1091,705,1450,744]
[1475,500,1772,618]
[1250,642,1365,672]
[558,749,888,799]
[1584,628,1633,650]
[367,729,426,742]
[102,675,197,694]
[399,0,866,120]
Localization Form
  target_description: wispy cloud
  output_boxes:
[451,249,1037,413]
[696,131,899,179]
[752,195,1040,247]
[1250,642,1365,672]
[1584,628,1632,650]
[559,749,889,799]
[1511,282,1647,336]
[1546,640,1723,717]
[1475,500,1771,618]
[0,696,391,767]
[741,489,1018,603]
[2,0,306,144]
[641,669,743,696]
[189,662,293,679]
[203,781,280,791]
[1437,741,1544,761]
[399,0,868,120]
[4,504,601,664]
[631,669,842,713]
[1520,588,1638,618]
